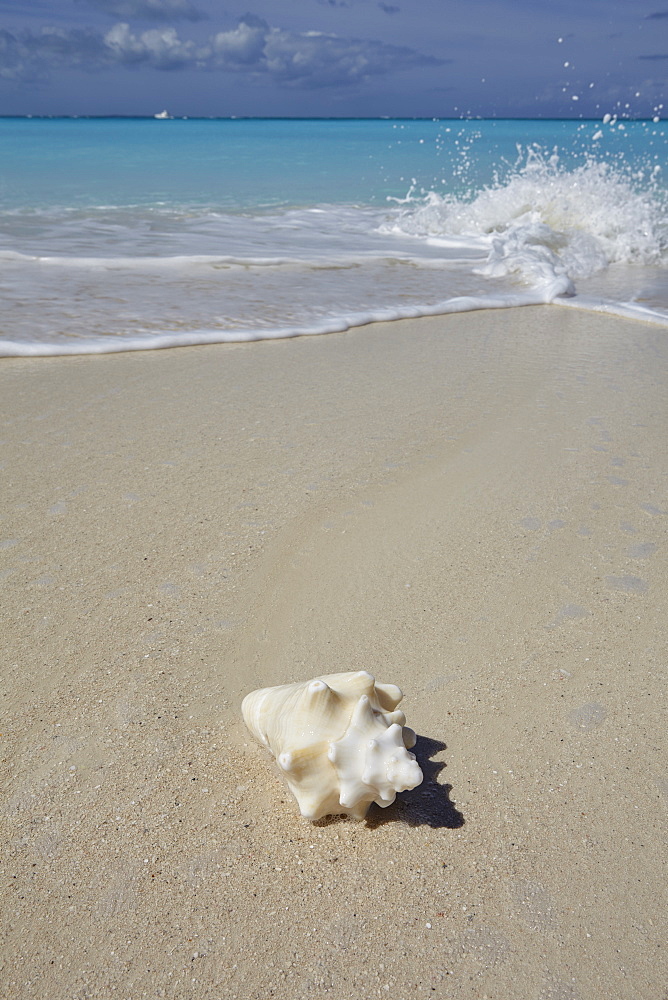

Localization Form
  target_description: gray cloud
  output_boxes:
[378,3,400,13]
[209,16,442,86]
[645,10,668,18]
[77,0,207,23]
[0,13,444,85]
[104,21,201,67]
[0,29,26,78]
[0,25,107,80]
[209,13,267,66]
[638,52,668,59]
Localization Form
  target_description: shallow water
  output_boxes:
[0,117,666,355]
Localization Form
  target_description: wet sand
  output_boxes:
[1,306,667,999]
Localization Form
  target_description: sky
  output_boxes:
[0,0,665,118]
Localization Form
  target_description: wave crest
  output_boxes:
[387,149,668,300]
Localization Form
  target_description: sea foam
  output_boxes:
[387,149,667,302]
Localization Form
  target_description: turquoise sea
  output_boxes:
[0,116,666,355]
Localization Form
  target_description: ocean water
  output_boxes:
[0,116,666,356]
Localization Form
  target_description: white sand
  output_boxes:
[1,306,667,999]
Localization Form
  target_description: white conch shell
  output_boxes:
[242,670,423,820]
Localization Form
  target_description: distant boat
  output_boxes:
[153,110,173,120]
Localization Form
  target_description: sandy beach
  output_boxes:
[2,305,667,999]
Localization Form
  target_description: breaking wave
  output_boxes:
[385,148,668,301]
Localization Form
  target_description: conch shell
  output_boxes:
[242,670,423,820]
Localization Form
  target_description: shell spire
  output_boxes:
[242,671,423,821]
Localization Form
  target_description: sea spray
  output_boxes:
[385,149,668,302]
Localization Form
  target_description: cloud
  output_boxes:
[378,3,400,13]
[104,21,201,67]
[0,13,444,85]
[638,52,668,59]
[0,25,107,80]
[210,17,442,86]
[210,14,267,66]
[645,10,668,18]
[0,29,26,79]
[77,0,207,23]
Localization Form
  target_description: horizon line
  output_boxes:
[0,113,661,123]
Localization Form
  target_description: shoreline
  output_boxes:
[2,296,668,358]
[2,306,667,999]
